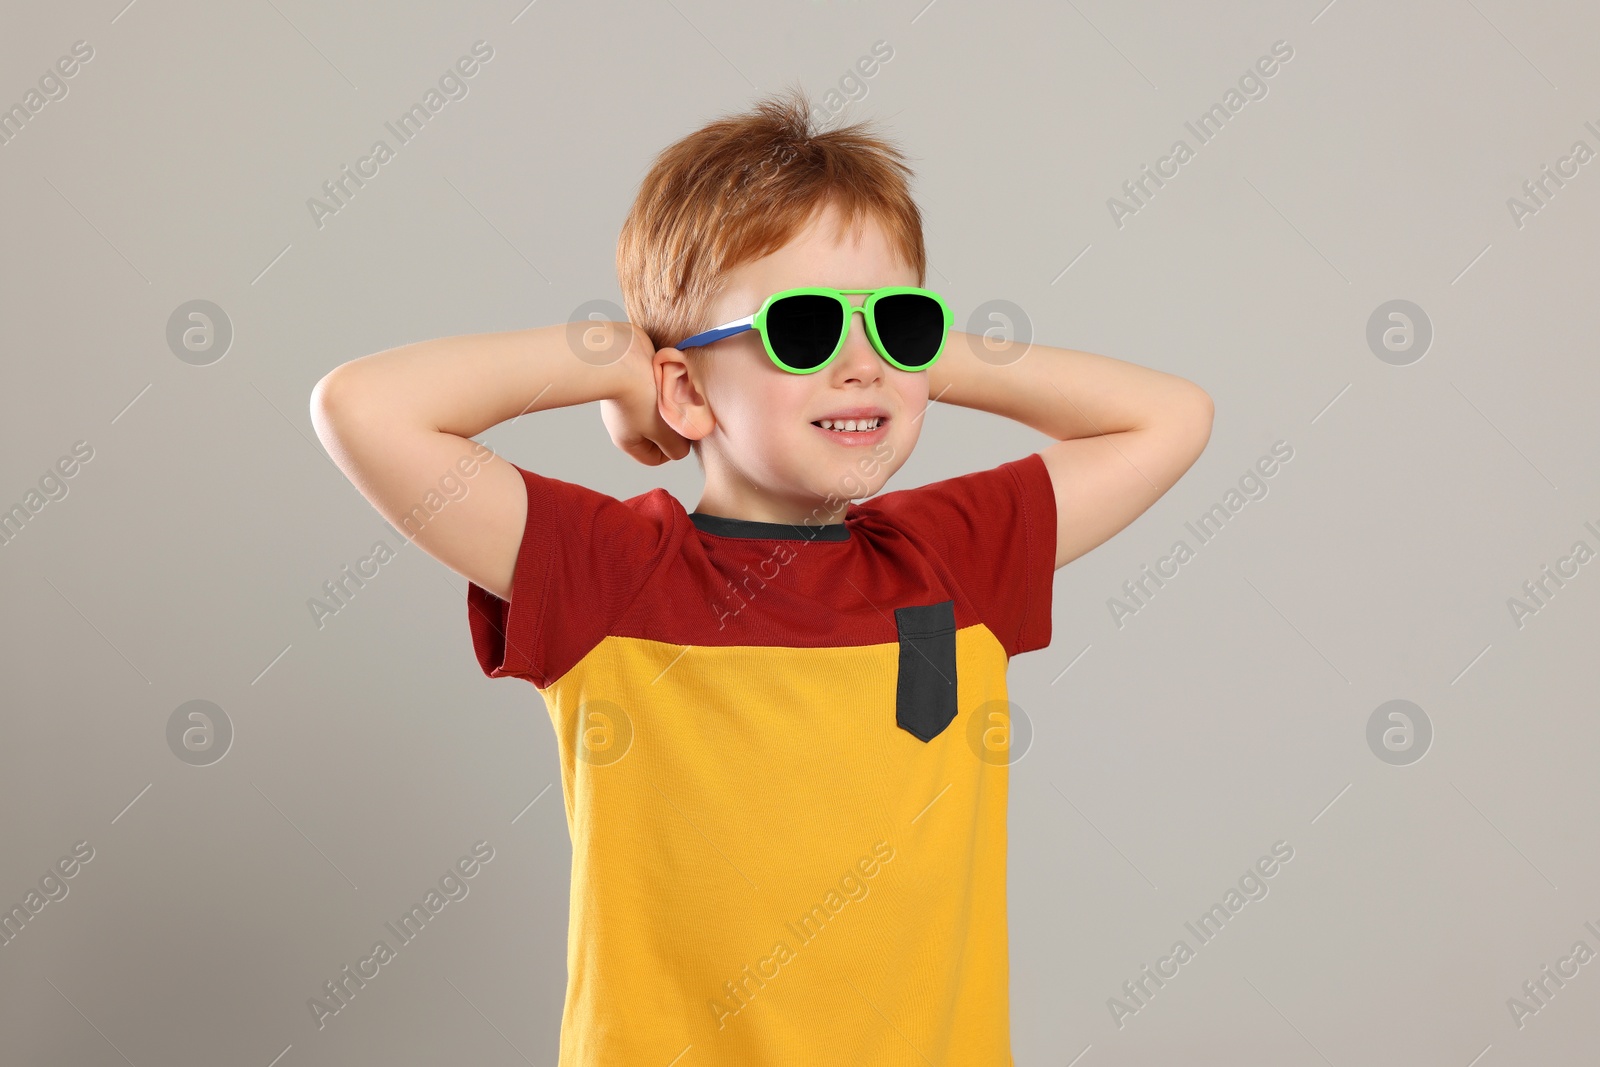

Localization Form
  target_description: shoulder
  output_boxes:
[505,464,687,546]
[850,453,1052,536]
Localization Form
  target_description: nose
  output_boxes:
[836,301,882,381]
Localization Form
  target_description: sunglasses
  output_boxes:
[674,286,953,374]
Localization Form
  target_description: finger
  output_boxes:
[652,432,691,462]
[629,440,666,466]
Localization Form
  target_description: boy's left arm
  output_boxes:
[927,331,1214,570]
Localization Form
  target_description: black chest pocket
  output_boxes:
[893,600,958,742]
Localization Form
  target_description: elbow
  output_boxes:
[1186,382,1214,432]
[309,367,342,429]
[309,364,367,450]
[1162,381,1213,461]
[1183,383,1214,456]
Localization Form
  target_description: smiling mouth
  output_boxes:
[810,417,886,433]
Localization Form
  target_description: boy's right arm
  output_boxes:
[309,323,678,602]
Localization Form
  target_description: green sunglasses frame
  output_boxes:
[676,286,954,374]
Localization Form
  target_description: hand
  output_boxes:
[600,325,693,466]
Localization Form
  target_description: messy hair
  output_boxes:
[616,85,927,460]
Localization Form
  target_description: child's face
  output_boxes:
[676,201,929,519]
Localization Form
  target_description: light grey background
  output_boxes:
[3,0,1597,1064]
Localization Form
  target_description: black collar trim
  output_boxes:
[689,511,851,541]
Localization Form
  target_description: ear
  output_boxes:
[654,347,715,443]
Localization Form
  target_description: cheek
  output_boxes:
[894,377,929,422]
[708,356,805,438]
[888,378,929,455]
[763,381,814,439]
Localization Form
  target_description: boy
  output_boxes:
[311,90,1212,1066]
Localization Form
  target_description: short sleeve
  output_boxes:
[866,452,1057,658]
[466,464,675,688]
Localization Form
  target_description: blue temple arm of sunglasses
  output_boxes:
[675,315,755,351]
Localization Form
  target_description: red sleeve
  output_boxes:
[466,464,675,688]
[867,451,1057,658]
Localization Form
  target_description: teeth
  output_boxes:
[817,418,880,432]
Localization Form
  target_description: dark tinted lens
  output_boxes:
[873,293,945,368]
[765,294,844,370]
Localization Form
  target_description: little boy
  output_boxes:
[312,89,1211,1066]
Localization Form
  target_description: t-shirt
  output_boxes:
[466,452,1057,1066]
